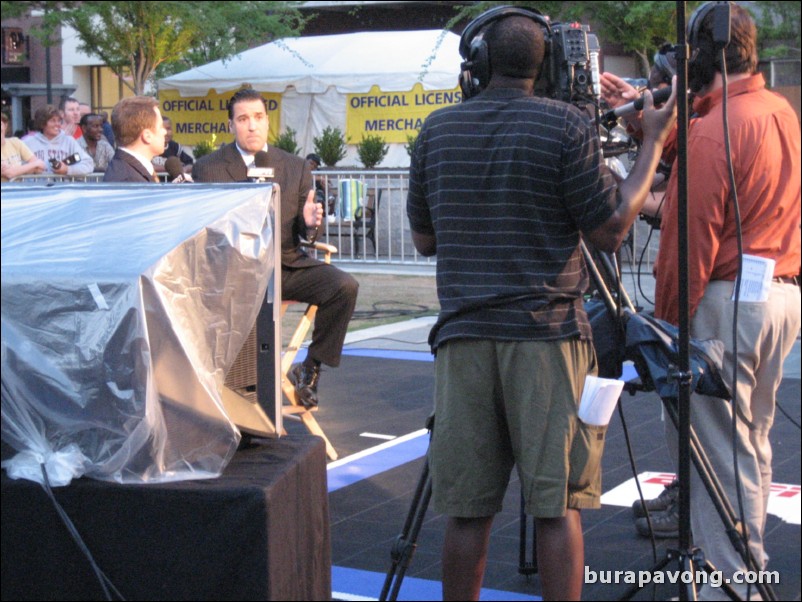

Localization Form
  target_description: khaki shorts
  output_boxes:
[430,338,605,519]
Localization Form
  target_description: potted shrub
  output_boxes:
[356,134,389,168]
[313,126,348,167]
[272,127,301,155]
[193,134,217,159]
[405,132,418,157]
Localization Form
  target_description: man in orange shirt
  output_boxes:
[604,4,800,598]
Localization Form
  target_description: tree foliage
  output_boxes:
[445,1,701,76]
[448,2,799,75]
[3,1,306,95]
[752,1,801,59]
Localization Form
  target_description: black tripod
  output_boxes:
[379,416,541,602]
[379,241,776,601]
[621,4,775,600]
[378,237,638,602]
[379,416,433,602]
[616,391,775,601]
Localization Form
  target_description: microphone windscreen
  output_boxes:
[165,156,184,180]
[632,86,672,112]
[254,151,270,168]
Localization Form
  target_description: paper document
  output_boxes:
[733,255,775,303]
[578,375,625,426]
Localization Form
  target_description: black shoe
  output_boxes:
[290,364,321,409]
[635,501,679,539]
[632,479,679,518]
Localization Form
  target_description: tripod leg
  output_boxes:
[379,454,433,602]
[662,398,777,601]
[518,492,537,577]
[695,554,749,602]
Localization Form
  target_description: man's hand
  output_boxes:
[601,72,645,132]
[640,77,677,148]
[303,189,323,229]
[586,78,676,254]
[600,72,639,109]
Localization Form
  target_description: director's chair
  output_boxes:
[279,241,339,460]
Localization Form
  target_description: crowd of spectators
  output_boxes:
[1,96,195,182]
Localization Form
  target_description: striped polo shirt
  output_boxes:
[407,87,616,350]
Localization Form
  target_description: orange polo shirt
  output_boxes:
[654,73,801,325]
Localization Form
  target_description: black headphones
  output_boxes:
[687,1,732,92]
[458,5,551,100]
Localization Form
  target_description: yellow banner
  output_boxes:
[159,89,281,147]
[346,83,462,144]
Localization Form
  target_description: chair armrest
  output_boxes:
[301,241,338,255]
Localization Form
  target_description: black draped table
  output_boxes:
[1,435,330,601]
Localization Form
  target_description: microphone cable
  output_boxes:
[718,46,773,599]
[1,380,124,601]
[38,464,126,601]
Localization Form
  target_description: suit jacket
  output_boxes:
[193,143,316,268]
[103,149,154,183]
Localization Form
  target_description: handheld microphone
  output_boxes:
[603,86,673,121]
[247,150,274,182]
[588,34,602,99]
[165,156,193,183]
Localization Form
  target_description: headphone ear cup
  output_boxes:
[688,34,717,91]
[687,1,718,92]
[459,60,477,99]
[470,38,491,90]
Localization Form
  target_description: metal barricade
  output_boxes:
[313,169,436,267]
[8,173,107,184]
[8,173,172,184]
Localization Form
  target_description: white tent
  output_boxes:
[158,30,463,167]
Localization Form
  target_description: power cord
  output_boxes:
[38,465,126,601]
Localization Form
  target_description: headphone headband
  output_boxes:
[458,5,551,100]
[688,1,718,49]
[459,5,551,59]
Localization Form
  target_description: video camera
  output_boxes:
[540,22,601,108]
[49,153,81,170]
[459,6,601,111]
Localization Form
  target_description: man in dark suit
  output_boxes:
[103,96,167,183]
[193,88,358,408]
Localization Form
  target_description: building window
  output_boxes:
[3,28,27,65]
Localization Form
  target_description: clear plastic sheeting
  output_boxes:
[1,183,276,485]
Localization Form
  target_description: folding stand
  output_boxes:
[379,417,434,602]
[279,241,340,461]
[620,394,774,601]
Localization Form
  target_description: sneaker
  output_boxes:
[632,479,679,519]
[290,364,321,409]
[635,501,679,539]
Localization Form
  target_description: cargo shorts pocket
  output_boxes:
[568,421,607,492]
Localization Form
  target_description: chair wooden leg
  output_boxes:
[280,303,339,461]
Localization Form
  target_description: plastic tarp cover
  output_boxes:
[1,183,275,485]
[623,309,731,401]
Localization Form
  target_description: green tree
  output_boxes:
[446,1,704,77]
[752,1,801,59]
[2,1,306,95]
[449,2,800,75]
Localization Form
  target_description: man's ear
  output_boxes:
[228,119,234,135]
